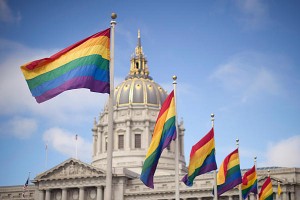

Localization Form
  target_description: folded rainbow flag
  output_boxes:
[217,148,242,196]
[20,28,110,103]
[182,127,217,186]
[259,177,273,200]
[140,90,176,188]
[241,165,258,199]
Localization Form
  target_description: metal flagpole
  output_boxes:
[254,156,259,200]
[211,113,218,200]
[236,138,242,200]
[105,12,117,200]
[75,134,78,159]
[173,75,180,200]
[45,142,48,169]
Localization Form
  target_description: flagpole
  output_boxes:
[105,13,116,200]
[75,134,78,159]
[211,113,218,200]
[236,138,242,200]
[45,142,48,169]
[277,180,282,199]
[173,75,180,200]
[254,156,259,200]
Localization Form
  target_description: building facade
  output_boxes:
[1,31,299,200]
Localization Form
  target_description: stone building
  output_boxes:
[0,31,299,200]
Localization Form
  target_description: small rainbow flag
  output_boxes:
[182,127,217,186]
[21,28,110,103]
[140,90,176,188]
[259,177,273,200]
[242,165,258,199]
[217,148,242,196]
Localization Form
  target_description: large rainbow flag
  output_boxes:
[217,148,242,196]
[259,177,273,200]
[182,128,217,186]
[140,90,176,188]
[20,28,110,103]
[241,165,258,199]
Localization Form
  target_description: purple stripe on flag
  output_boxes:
[35,76,109,103]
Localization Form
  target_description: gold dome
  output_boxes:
[114,30,167,108]
[114,78,167,107]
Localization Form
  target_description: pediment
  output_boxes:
[35,158,105,181]
[258,176,286,184]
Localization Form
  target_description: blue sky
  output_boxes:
[0,0,300,186]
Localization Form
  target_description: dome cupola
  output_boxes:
[114,29,167,108]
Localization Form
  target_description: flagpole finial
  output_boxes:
[173,75,177,85]
[236,138,239,147]
[111,12,117,20]
[254,156,257,163]
[111,13,117,26]
[211,113,215,128]
[211,113,215,122]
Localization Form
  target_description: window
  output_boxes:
[135,134,141,148]
[118,135,124,149]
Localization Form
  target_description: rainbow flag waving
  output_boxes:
[21,28,110,103]
[182,128,217,186]
[217,148,242,196]
[140,90,176,188]
[241,165,258,199]
[259,177,273,200]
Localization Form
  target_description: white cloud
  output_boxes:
[0,116,37,139]
[262,135,300,167]
[0,0,21,23]
[0,39,109,126]
[43,127,92,161]
[210,52,282,103]
[233,0,269,30]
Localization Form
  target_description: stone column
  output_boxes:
[97,186,103,200]
[228,196,233,200]
[282,192,287,200]
[125,120,131,150]
[249,193,256,200]
[38,190,44,200]
[290,192,295,200]
[45,190,50,200]
[276,193,280,200]
[97,129,101,154]
[79,187,85,200]
[145,120,150,148]
[62,188,67,200]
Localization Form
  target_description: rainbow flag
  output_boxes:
[140,90,176,188]
[21,28,110,103]
[182,128,217,186]
[241,165,258,199]
[259,177,273,200]
[216,148,242,196]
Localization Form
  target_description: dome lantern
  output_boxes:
[126,30,152,80]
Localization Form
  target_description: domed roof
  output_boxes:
[114,30,167,108]
[114,78,167,107]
